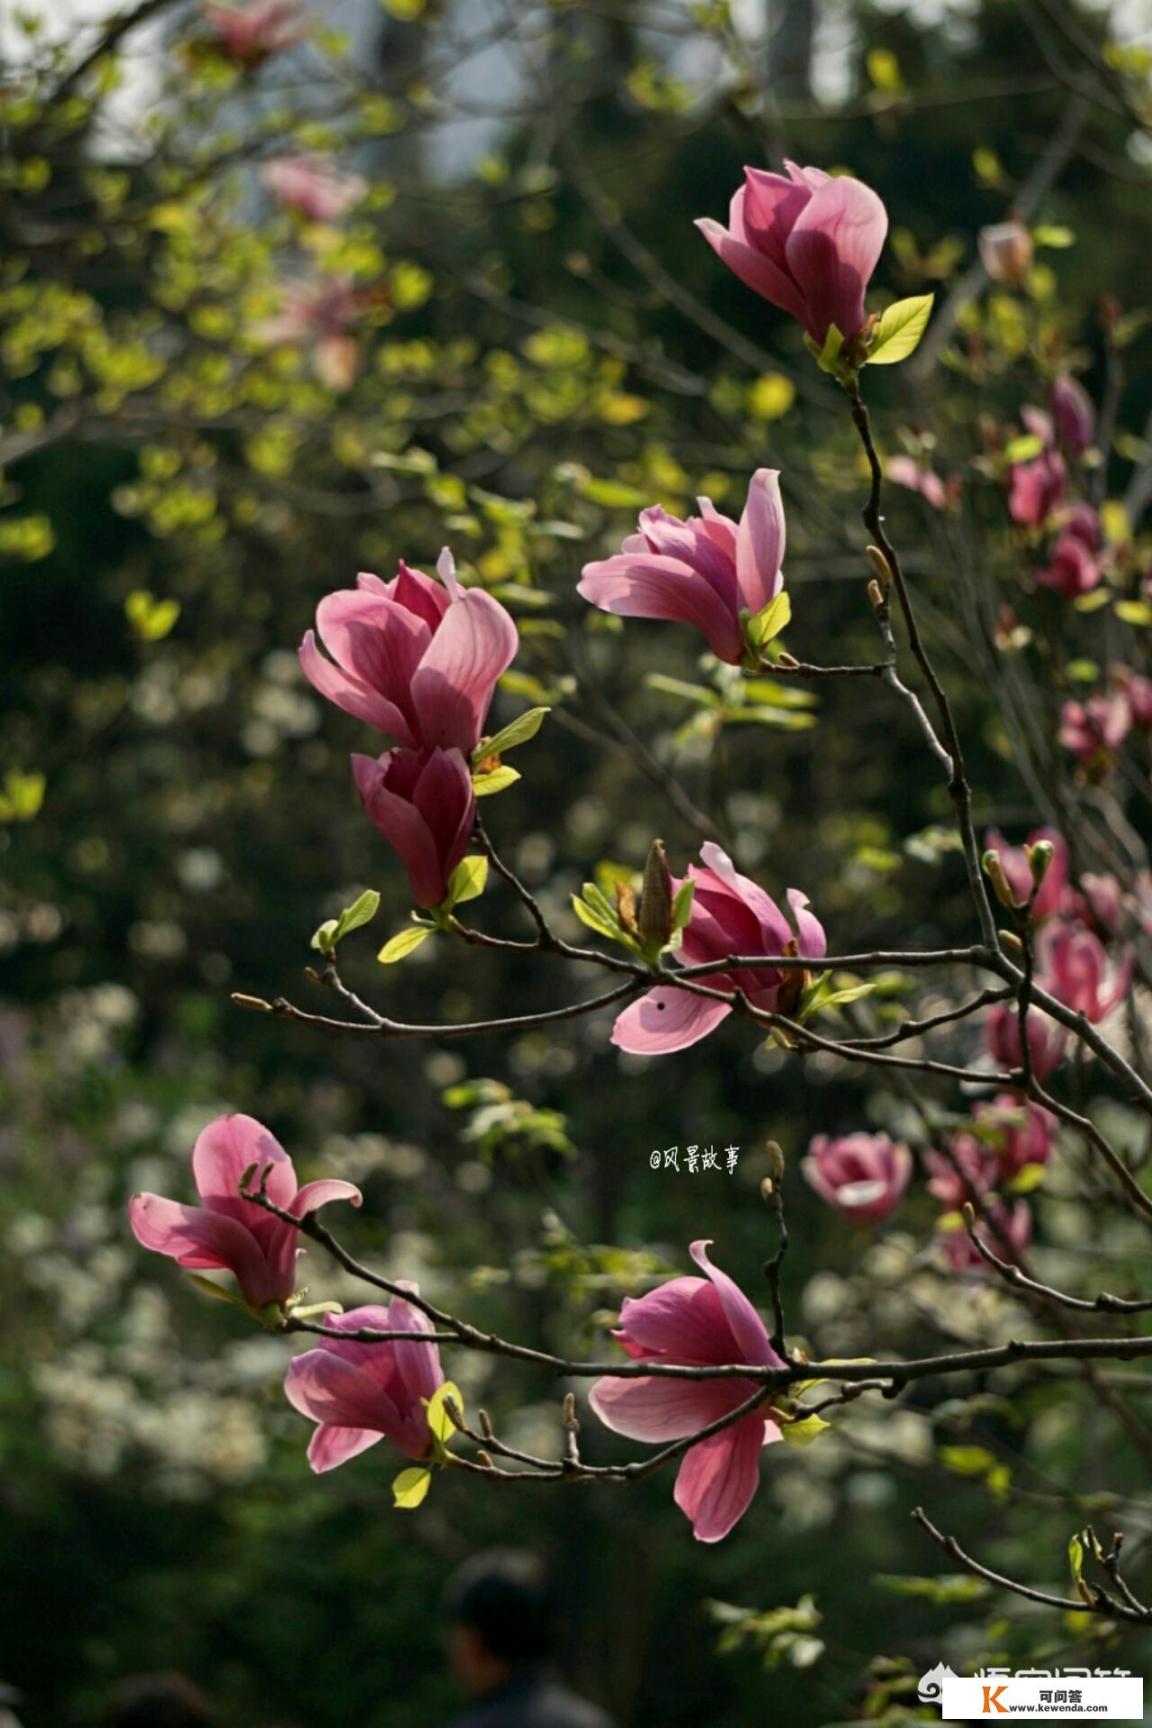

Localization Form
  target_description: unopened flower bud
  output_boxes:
[476,1449,495,1469]
[765,1140,786,1181]
[867,578,885,611]
[1027,839,1055,888]
[867,545,893,590]
[776,650,800,669]
[638,839,674,948]
[961,1201,976,1231]
[982,848,1019,910]
[998,928,1024,952]
[478,1407,495,1440]
[979,218,1033,287]
[760,1177,775,1201]
[562,1392,577,1424]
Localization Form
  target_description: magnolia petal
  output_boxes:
[784,174,888,345]
[299,630,417,744]
[306,1424,383,1474]
[690,1240,779,1367]
[588,1372,751,1443]
[674,1413,766,1543]
[410,589,519,753]
[579,553,745,664]
[610,988,732,1055]
[735,468,786,617]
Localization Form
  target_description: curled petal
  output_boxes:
[306,1424,382,1474]
[299,630,417,744]
[735,468,785,616]
[784,175,888,344]
[689,1240,779,1367]
[578,553,746,664]
[611,988,731,1055]
[129,1194,277,1307]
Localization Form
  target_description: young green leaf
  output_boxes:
[781,1414,831,1447]
[377,925,433,964]
[426,1381,465,1446]
[473,706,550,764]
[446,854,489,908]
[746,591,792,652]
[866,293,935,366]
[392,1466,432,1510]
[472,765,521,797]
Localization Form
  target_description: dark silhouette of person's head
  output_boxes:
[104,1674,217,1728]
[443,1550,556,1696]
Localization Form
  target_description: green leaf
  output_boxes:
[746,591,792,651]
[671,878,695,934]
[1115,599,1152,626]
[472,765,521,797]
[425,1381,465,1446]
[185,1273,254,1312]
[1003,433,1046,464]
[938,1443,996,1476]
[867,293,935,366]
[312,889,381,953]
[335,888,380,941]
[571,894,622,943]
[646,674,722,707]
[377,925,433,964]
[311,919,339,956]
[876,1573,991,1604]
[1033,224,1075,248]
[781,1414,831,1446]
[1074,587,1112,613]
[0,771,46,822]
[1068,1533,1084,1585]
[125,589,180,642]
[392,1466,432,1510]
[813,323,845,375]
[446,854,489,908]
[474,706,550,763]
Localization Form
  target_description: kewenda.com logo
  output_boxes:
[918,1663,1143,1720]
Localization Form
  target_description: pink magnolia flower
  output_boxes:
[1062,503,1102,551]
[578,470,785,665]
[924,1135,1000,1209]
[589,1240,783,1543]
[1113,667,1152,729]
[129,1114,361,1310]
[1051,374,1095,457]
[976,1094,1057,1181]
[696,162,888,349]
[1059,693,1131,765]
[1040,921,1132,1024]
[886,456,950,511]
[1074,871,1124,937]
[301,551,518,754]
[284,1298,444,1473]
[1008,448,1065,527]
[262,155,366,222]
[1036,532,1100,599]
[939,1200,1032,1273]
[253,276,364,390]
[204,0,303,66]
[611,842,825,1056]
[978,219,1033,286]
[985,1002,1068,1082]
[802,1132,912,1225]
[352,746,474,909]
[983,826,1068,922]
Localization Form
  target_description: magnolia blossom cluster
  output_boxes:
[300,550,517,907]
[925,1096,1053,1272]
[981,826,1132,1085]
[1008,378,1101,600]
